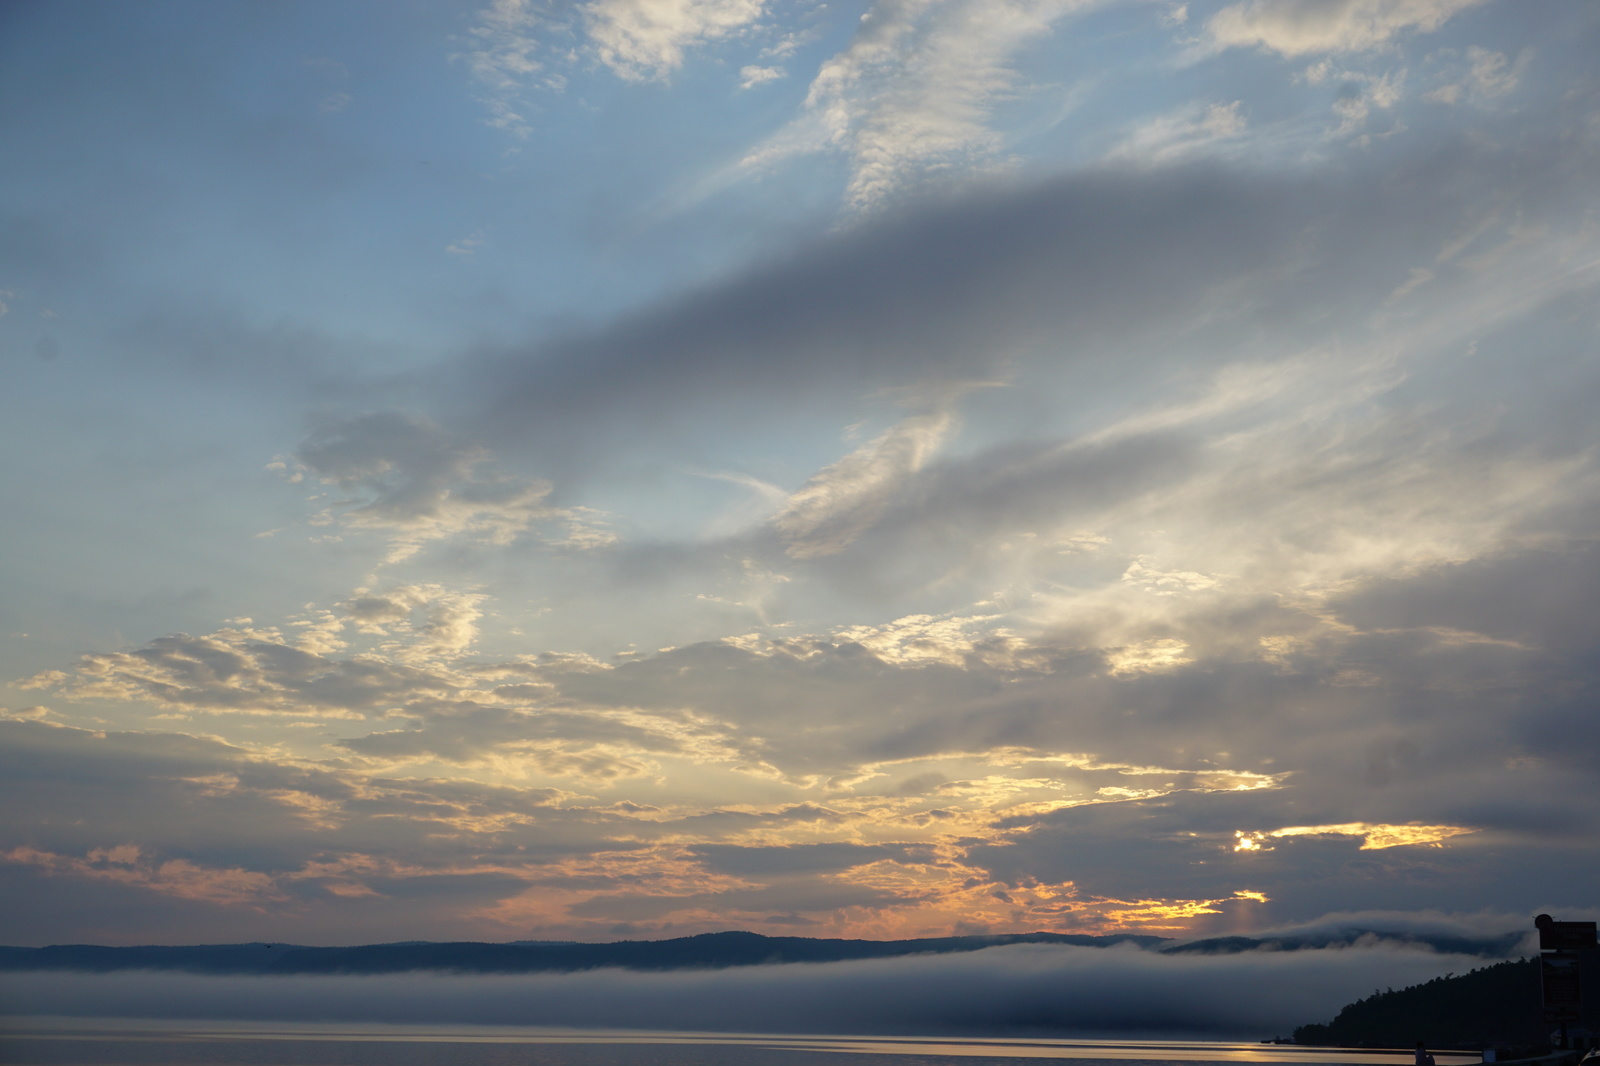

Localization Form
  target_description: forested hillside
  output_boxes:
[1294,957,1600,1048]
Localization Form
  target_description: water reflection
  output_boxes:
[0,1020,1486,1066]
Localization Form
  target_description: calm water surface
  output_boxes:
[0,1020,1486,1066]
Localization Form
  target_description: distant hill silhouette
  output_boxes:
[0,927,1529,977]
[1293,956,1600,1048]
[0,930,1164,976]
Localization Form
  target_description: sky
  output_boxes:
[2,0,1598,949]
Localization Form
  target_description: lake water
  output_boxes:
[0,1020,1486,1066]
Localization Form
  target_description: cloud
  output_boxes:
[585,0,767,81]
[738,64,785,90]
[24,625,451,719]
[25,275,1600,923]
[16,605,760,785]
[460,94,1600,501]
[1460,44,1522,96]
[287,412,611,563]
[10,13,1600,948]
[1236,823,1476,851]
[334,701,750,784]
[1207,0,1491,57]
[1246,908,1537,952]
[446,231,485,256]
[964,747,1600,922]
[16,533,1600,935]
[827,612,1016,667]
[1300,62,1406,138]
[743,0,1096,210]
[1105,638,1193,675]
[462,173,1277,468]
[0,718,656,943]
[1424,45,1528,106]
[773,409,955,557]
[455,0,768,137]
[686,842,935,876]
[457,0,553,137]
[339,585,486,660]
[1107,101,1248,165]
[2,845,285,907]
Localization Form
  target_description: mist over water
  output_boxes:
[0,943,1482,1038]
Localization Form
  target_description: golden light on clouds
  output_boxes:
[1100,888,1269,929]
[1234,831,1268,851]
[1234,823,1478,851]
[7,0,1599,956]
[1274,823,1477,849]
[1106,638,1194,674]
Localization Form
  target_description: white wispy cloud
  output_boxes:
[585,0,768,81]
[1423,45,1527,105]
[447,231,486,255]
[1105,100,1248,164]
[457,0,554,138]
[744,0,1096,210]
[457,0,769,132]
[738,63,786,90]
[773,408,955,558]
[1207,0,1491,57]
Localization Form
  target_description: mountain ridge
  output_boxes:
[0,927,1521,976]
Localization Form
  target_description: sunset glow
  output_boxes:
[3,0,1598,949]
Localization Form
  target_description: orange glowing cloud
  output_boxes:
[1233,822,1476,851]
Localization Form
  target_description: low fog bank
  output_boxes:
[1184,911,1541,956]
[0,942,1484,1038]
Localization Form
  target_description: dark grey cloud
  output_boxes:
[440,86,1600,491]
[0,721,657,943]
[686,842,936,877]
[568,881,914,923]
[335,703,714,769]
[459,166,1305,468]
[559,639,1026,772]
[963,777,1600,928]
[19,461,1600,931]
[975,791,1412,900]
[678,803,848,825]
[1334,543,1600,653]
